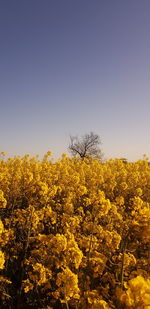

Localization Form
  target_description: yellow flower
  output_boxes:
[50,234,67,253]
[120,182,128,190]
[56,267,80,301]
[23,279,34,293]
[118,276,150,308]
[65,234,83,269]
[115,196,124,206]
[0,250,5,269]
[77,185,87,196]
[136,187,143,196]
[0,220,4,236]
[0,190,7,208]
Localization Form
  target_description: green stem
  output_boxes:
[65,299,69,309]
[120,236,128,289]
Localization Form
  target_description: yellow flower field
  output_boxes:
[0,152,150,308]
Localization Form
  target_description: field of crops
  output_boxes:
[0,152,150,308]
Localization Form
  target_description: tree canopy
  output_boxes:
[68,132,103,159]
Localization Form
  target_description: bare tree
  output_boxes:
[68,132,103,159]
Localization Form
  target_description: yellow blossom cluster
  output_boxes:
[0,152,149,308]
[117,275,150,308]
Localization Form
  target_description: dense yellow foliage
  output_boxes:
[0,152,149,308]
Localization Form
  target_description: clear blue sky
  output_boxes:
[0,0,150,161]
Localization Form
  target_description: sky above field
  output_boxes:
[0,0,150,161]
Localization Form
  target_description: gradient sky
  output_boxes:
[0,0,150,161]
